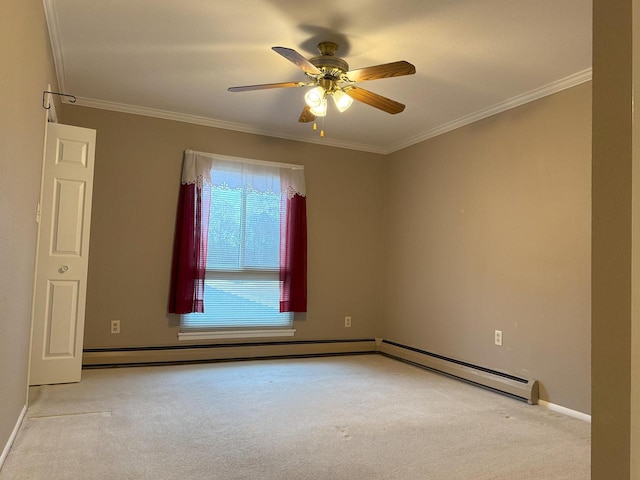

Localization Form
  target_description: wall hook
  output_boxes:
[43,91,77,109]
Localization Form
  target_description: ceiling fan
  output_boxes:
[228,42,416,136]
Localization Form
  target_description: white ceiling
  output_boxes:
[44,0,592,154]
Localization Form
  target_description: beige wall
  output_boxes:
[383,83,592,413]
[63,84,592,414]
[0,0,61,456]
[61,106,386,348]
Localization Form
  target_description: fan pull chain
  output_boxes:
[311,117,325,138]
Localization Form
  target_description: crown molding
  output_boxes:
[68,97,388,154]
[388,68,593,153]
[42,0,67,92]
[64,68,592,156]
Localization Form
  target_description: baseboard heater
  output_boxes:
[83,339,377,368]
[377,340,539,405]
[83,338,538,405]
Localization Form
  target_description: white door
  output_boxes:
[29,122,96,385]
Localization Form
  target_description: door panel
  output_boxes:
[52,179,86,255]
[44,280,79,357]
[29,122,96,385]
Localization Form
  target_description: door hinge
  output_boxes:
[36,202,42,224]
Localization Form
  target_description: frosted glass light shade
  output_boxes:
[310,98,327,117]
[333,90,354,112]
[304,86,325,108]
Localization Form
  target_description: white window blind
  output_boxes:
[181,157,293,332]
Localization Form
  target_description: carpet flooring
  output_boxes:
[0,354,590,479]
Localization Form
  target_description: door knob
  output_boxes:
[59,265,69,273]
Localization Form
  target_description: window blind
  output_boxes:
[181,161,293,330]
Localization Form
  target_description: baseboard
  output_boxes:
[537,399,591,423]
[0,405,26,472]
[377,340,539,404]
[83,339,377,367]
[84,338,583,417]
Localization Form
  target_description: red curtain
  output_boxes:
[280,194,307,312]
[168,183,210,314]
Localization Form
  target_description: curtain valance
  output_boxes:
[182,150,305,198]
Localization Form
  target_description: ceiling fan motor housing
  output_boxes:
[309,41,349,82]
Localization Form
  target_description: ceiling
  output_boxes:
[43,0,592,154]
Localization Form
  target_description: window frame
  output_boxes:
[179,158,296,340]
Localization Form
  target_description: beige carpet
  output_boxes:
[0,355,590,479]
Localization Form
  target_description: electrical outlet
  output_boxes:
[494,330,503,346]
[344,316,352,328]
[111,320,121,334]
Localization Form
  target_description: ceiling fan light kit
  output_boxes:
[310,99,327,117]
[228,41,416,137]
[332,90,353,113]
[304,86,326,110]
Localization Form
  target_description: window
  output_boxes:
[182,169,291,332]
[170,151,306,340]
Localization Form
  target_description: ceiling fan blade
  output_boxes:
[346,61,416,83]
[228,82,306,92]
[272,46,323,76]
[344,86,406,114]
[298,106,316,123]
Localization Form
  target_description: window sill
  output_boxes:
[178,329,296,341]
